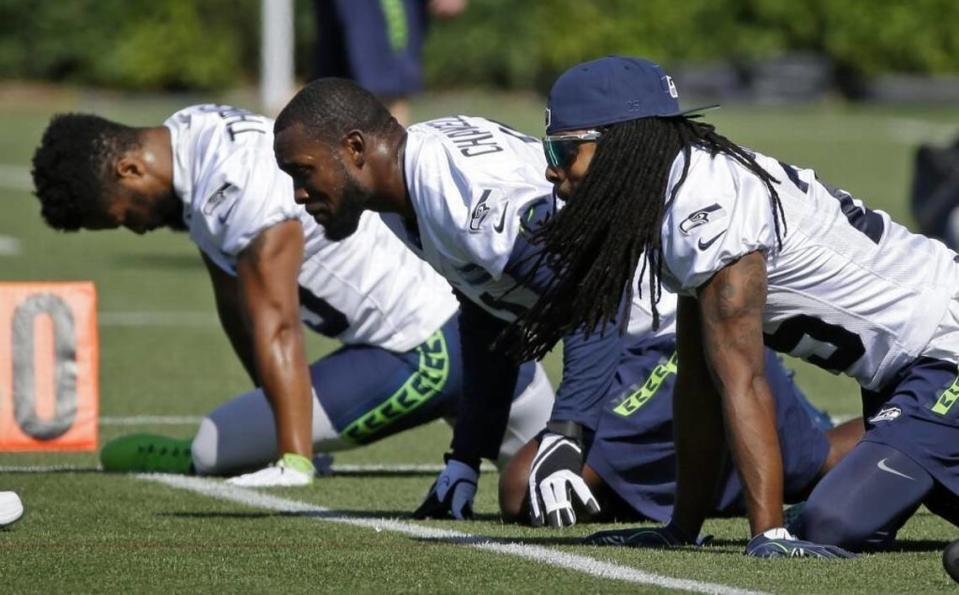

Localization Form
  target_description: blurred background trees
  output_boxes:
[1,0,957,95]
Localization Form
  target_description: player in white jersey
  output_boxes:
[512,56,959,556]
[498,273,862,526]
[31,106,553,488]
[273,80,622,523]
[270,78,861,526]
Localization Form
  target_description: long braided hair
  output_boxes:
[506,116,785,361]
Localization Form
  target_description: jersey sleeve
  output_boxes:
[661,151,778,293]
[551,327,622,431]
[448,291,520,466]
[200,148,300,258]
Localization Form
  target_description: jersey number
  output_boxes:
[763,315,865,374]
[298,287,349,337]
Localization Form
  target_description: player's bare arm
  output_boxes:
[201,252,258,384]
[234,219,313,459]
[697,250,784,536]
[670,295,729,537]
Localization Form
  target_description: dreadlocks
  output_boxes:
[507,116,786,361]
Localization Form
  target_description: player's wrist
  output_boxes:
[544,419,582,443]
[445,451,481,473]
[668,513,705,543]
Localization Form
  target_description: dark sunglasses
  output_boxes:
[542,130,604,170]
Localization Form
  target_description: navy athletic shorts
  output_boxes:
[584,335,831,523]
[313,0,428,97]
[861,356,959,500]
[310,313,536,445]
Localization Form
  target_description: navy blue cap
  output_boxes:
[545,56,717,134]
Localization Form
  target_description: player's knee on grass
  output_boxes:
[801,441,932,550]
[191,417,220,475]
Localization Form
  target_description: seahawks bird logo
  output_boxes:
[679,203,724,234]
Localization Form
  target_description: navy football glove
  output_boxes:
[412,457,478,520]
[746,528,856,559]
[584,521,711,547]
[528,431,600,528]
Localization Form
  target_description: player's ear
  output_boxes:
[342,130,366,167]
[114,156,145,180]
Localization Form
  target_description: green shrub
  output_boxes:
[0,0,956,91]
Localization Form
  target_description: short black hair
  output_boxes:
[274,78,396,143]
[31,113,139,231]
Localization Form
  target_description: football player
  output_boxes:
[270,79,858,526]
[498,284,863,529]
[511,56,959,556]
[31,105,553,489]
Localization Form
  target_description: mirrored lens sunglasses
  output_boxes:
[542,130,604,169]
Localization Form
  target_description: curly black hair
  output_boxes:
[32,113,139,231]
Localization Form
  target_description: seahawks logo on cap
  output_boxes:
[665,75,679,99]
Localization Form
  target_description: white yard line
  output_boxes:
[98,311,218,327]
[139,474,765,595]
[0,234,21,256]
[885,117,959,145]
[99,415,203,426]
[0,462,499,474]
[0,164,31,192]
[0,464,100,473]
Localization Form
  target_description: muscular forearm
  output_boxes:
[719,377,784,535]
[450,298,518,466]
[671,372,728,536]
[698,251,784,537]
[217,302,258,384]
[251,318,313,458]
[671,296,727,536]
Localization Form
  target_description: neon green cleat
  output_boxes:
[100,433,193,474]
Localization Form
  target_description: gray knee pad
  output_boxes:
[191,417,220,476]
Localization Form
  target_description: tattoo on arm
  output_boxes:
[701,252,767,358]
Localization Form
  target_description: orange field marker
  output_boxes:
[0,282,98,451]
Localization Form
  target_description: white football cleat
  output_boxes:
[226,454,314,487]
[0,491,24,527]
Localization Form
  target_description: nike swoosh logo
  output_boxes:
[877,458,916,481]
[217,199,239,224]
[493,203,509,233]
[697,230,726,250]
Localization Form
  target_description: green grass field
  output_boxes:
[2,87,959,592]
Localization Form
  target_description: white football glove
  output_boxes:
[412,457,478,520]
[528,431,600,528]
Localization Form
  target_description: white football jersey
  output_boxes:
[400,115,553,321]
[165,104,457,352]
[660,145,959,390]
[400,114,678,341]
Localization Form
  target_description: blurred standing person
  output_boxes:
[312,0,467,126]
